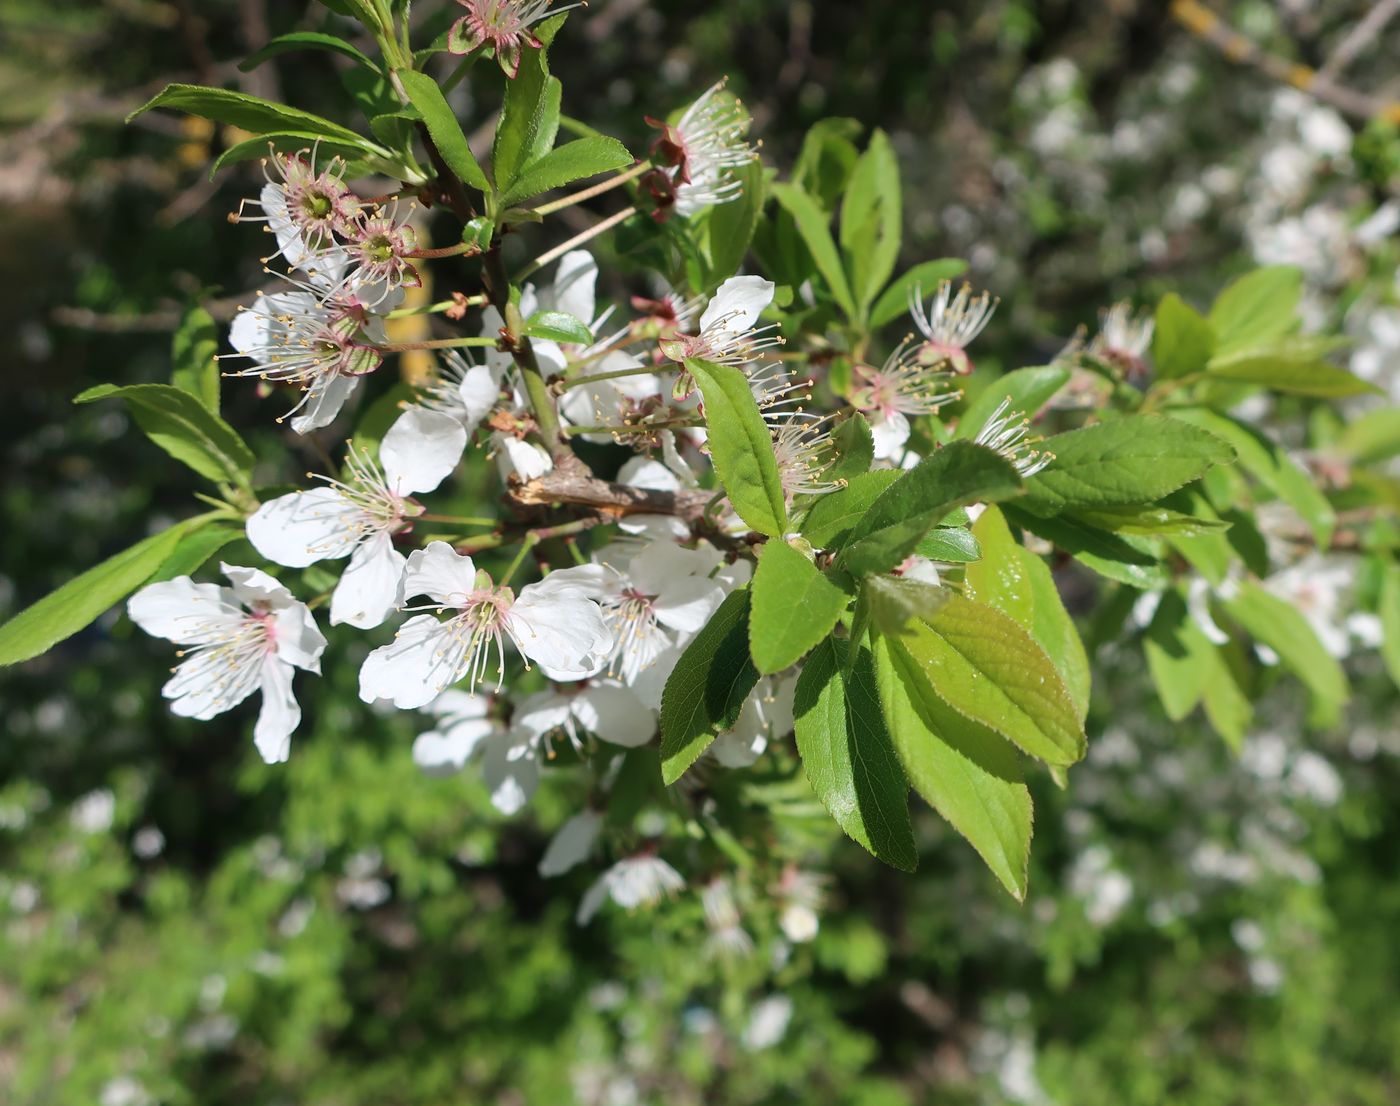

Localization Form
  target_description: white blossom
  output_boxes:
[128,564,326,763]
[358,542,612,709]
[248,408,467,628]
[576,853,684,924]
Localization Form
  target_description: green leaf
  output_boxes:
[872,631,1032,900]
[1152,292,1216,380]
[1222,581,1349,725]
[1206,344,1375,397]
[1200,641,1252,751]
[149,525,244,582]
[1143,589,1212,720]
[170,305,220,413]
[915,527,981,563]
[75,384,254,488]
[750,540,849,674]
[128,84,370,146]
[1338,408,1400,465]
[957,365,1071,439]
[791,117,861,210]
[395,69,489,192]
[794,639,916,871]
[0,520,201,666]
[1018,545,1091,723]
[771,181,859,322]
[800,470,901,549]
[239,31,379,73]
[841,442,1023,577]
[499,135,632,207]
[1171,408,1335,546]
[840,129,901,318]
[869,259,968,330]
[826,412,874,483]
[1070,504,1231,537]
[523,310,593,345]
[1208,266,1302,354]
[964,505,1034,627]
[874,592,1086,766]
[686,359,788,537]
[209,131,395,179]
[1380,563,1400,690]
[1019,414,1234,516]
[1007,507,1169,589]
[659,589,760,784]
[492,41,559,196]
[702,156,765,284]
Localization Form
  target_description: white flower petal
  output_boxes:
[253,657,301,764]
[330,531,406,628]
[458,364,503,430]
[222,563,297,608]
[653,576,725,635]
[572,684,655,747]
[699,275,775,334]
[869,411,911,461]
[550,250,598,329]
[163,648,261,721]
[618,456,681,492]
[127,578,240,644]
[269,598,327,673]
[358,614,460,710]
[401,541,477,606]
[412,717,496,776]
[510,581,612,680]
[381,407,467,494]
[289,372,359,435]
[539,809,603,877]
[511,690,575,739]
[495,436,554,481]
[480,735,538,815]
[247,488,363,567]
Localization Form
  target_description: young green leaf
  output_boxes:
[1222,581,1349,726]
[75,383,254,488]
[171,305,220,413]
[771,181,858,322]
[1379,564,1400,690]
[239,31,379,73]
[396,69,490,192]
[523,310,593,345]
[1019,414,1234,516]
[874,592,1086,766]
[703,156,765,286]
[492,41,560,195]
[872,632,1032,900]
[210,132,397,179]
[915,527,981,563]
[964,505,1034,627]
[1007,507,1169,589]
[750,540,849,674]
[800,470,901,549]
[826,412,875,483]
[1018,545,1091,723]
[1152,292,1216,380]
[957,366,1071,440]
[869,259,968,330]
[794,639,916,871]
[128,84,370,146]
[1143,589,1212,721]
[686,359,788,537]
[0,519,202,666]
[1069,505,1232,537]
[1337,408,1400,464]
[1205,346,1375,397]
[148,525,244,583]
[659,589,760,784]
[1170,407,1334,546]
[1208,266,1302,353]
[840,129,901,317]
[841,441,1023,577]
[499,136,632,207]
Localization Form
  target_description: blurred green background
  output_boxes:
[3,1,1399,1103]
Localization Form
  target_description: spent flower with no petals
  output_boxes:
[908,280,998,375]
[447,0,582,77]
